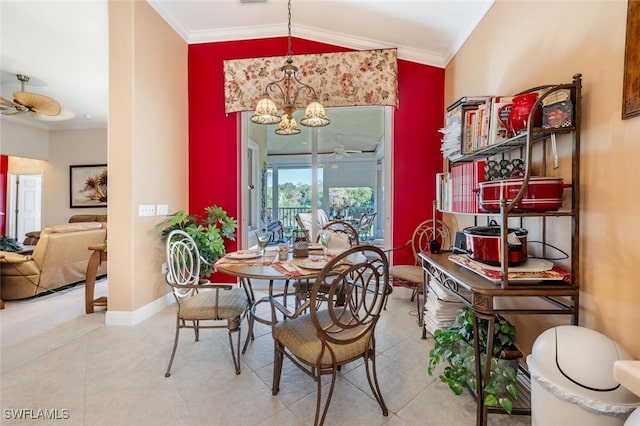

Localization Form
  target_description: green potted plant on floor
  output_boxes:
[156,205,238,277]
[427,307,522,414]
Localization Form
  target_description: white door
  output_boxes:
[241,138,261,248]
[13,174,42,241]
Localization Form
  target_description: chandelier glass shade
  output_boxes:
[275,114,301,135]
[252,96,281,125]
[251,0,330,134]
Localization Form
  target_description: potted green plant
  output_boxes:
[156,205,238,277]
[0,236,23,252]
[427,307,522,414]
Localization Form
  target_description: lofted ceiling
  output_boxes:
[0,0,492,154]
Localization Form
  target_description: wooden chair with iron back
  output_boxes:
[164,230,250,376]
[269,245,392,426]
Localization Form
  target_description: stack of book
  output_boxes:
[439,95,516,161]
[436,161,486,213]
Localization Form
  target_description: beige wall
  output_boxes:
[1,120,49,159]
[107,0,188,315]
[2,126,107,231]
[48,128,108,224]
[445,0,640,357]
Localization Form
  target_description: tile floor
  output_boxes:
[0,280,531,425]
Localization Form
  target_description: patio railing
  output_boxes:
[269,206,374,229]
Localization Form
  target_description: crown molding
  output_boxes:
[147,1,193,42]
[1,115,107,131]
[187,23,446,67]
[149,0,448,69]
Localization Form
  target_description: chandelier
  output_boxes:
[251,0,330,135]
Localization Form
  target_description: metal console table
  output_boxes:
[420,251,579,426]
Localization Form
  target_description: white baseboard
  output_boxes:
[105,292,174,326]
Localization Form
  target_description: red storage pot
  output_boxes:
[464,223,528,266]
[478,177,567,212]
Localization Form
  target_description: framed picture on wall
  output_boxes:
[69,164,107,208]
[623,0,640,119]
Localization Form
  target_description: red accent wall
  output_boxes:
[393,60,445,263]
[0,155,7,236]
[188,38,444,270]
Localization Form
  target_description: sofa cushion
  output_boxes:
[39,222,104,237]
[69,214,108,223]
[23,215,108,245]
[0,251,41,299]
[23,232,41,245]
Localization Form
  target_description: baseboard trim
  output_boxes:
[105,292,174,326]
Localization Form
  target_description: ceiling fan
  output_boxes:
[333,144,362,159]
[0,74,74,121]
[332,133,362,159]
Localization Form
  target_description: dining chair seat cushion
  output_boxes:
[388,265,423,284]
[274,310,371,366]
[179,288,248,320]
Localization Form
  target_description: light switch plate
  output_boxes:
[156,204,169,216]
[139,204,155,217]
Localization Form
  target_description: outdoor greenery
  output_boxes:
[427,307,521,414]
[156,205,237,277]
[268,182,373,210]
[0,236,22,252]
[273,182,323,208]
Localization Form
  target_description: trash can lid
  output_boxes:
[531,325,633,392]
[554,326,622,391]
[529,326,640,413]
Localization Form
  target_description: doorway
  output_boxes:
[8,173,43,241]
[241,106,393,249]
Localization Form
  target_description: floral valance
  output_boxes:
[223,48,398,114]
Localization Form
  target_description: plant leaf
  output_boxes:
[506,383,519,400]
[484,394,498,407]
[499,397,513,414]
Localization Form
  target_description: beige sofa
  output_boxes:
[1,222,107,300]
[23,214,107,245]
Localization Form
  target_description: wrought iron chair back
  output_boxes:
[357,212,377,241]
[164,230,249,376]
[270,245,391,425]
[322,220,359,247]
[166,230,201,299]
[387,219,451,328]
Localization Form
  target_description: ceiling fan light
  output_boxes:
[300,100,330,127]
[251,96,281,124]
[275,114,301,135]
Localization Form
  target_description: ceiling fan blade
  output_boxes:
[13,91,62,116]
[0,95,28,114]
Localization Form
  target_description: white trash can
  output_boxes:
[527,325,640,426]
[626,407,640,426]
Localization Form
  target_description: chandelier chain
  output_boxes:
[287,0,293,60]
